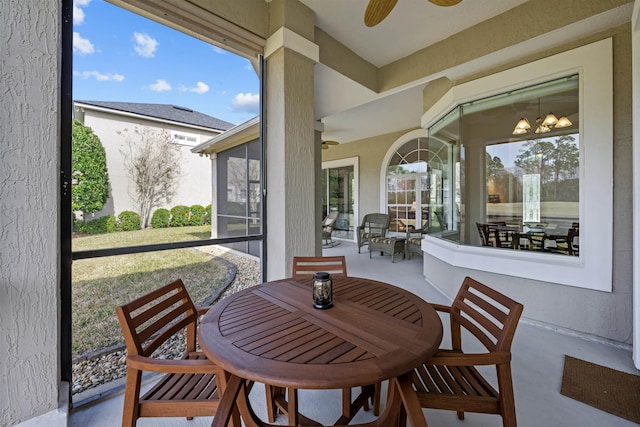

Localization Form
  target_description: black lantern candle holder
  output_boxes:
[312,272,333,309]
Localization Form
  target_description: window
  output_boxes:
[417,39,612,291]
[322,157,359,241]
[386,137,450,233]
[173,131,200,145]
[216,139,261,256]
[427,75,580,256]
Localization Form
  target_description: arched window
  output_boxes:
[386,137,452,233]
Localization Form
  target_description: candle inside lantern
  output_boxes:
[312,272,333,309]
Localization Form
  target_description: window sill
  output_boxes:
[421,235,609,292]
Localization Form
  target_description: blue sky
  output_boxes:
[72,0,260,125]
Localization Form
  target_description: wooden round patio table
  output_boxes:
[199,276,443,426]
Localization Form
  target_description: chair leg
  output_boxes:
[265,384,278,423]
[457,411,465,420]
[122,369,141,427]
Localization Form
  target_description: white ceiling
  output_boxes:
[299,0,529,68]
[294,1,632,145]
[298,0,529,145]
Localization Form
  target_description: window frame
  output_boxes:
[322,156,359,242]
[418,39,613,292]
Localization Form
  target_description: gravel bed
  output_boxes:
[71,246,261,396]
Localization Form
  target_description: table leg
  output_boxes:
[393,374,428,427]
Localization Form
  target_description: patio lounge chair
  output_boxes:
[411,276,523,427]
[115,279,223,427]
[322,211,339,247]
[356,213,390,253]
[406,225,428,259]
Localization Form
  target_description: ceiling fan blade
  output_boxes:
[428,0,463,6]
[323,140,339,145]
[364,0,398,27]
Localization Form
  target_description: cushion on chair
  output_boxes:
[369,237,395,244]
[408,237,422,245]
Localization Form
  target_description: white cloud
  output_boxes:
[73,4,85,25]
[190,82,209,94]
[133,32,158,58]
[73,0,90,25]
[149,79,171,92]
[212,46,226,54]
[74,71,125,82]
[73,32,95,55]
[231,92,259,114]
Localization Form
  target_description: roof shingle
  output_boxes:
[75,100,235,131]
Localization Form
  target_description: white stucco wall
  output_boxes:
[80,109,215,224]
[0,0,62,425]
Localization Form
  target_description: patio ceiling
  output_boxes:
[300,0,632,144]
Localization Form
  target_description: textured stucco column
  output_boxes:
[264,0,319,280]
[265,46,318,280]
[0,0,63,425]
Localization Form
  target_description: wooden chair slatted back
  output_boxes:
[292,256,348,278]
[116,279,198,357]
[450,277,523,353]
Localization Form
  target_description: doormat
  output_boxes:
[560,355,640,424]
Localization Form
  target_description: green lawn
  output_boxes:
[72,225,228,356]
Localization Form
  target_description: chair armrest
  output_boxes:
[126,354,220,374]
[427,349,512,366]
[197,306,211,316]
[430,303,451,313]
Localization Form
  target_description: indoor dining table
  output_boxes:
[199,275,443,427]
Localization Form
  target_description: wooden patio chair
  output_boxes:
[291,255,348,278]
[265,256,380,423]
[411,276,523,427]
[116,279,223,427]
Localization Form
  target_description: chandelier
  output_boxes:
[512,113,573,135]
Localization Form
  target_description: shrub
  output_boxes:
[189,205,206,226]
[170,205,190,227]
[117,211,141,231]
[205,204,212,225]
[150,208,170,228]
[77,215,116,234]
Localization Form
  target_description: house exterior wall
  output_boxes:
[326,26,634,346]
[0,0,62,425]
[80,109,216,223]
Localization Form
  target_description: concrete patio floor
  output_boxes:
[69,241,639,427]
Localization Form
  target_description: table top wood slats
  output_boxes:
[199,277,442,389]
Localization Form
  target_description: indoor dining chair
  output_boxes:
[411,276,523,427]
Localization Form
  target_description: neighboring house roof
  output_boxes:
[75,100,235,132]
[193,116,259,155]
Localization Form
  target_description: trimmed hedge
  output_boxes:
[150,208,171,228]
[76,215,116,234]
[205,204,212,225]
[189,205,206,226]
[170,205,190,227]
[117,211,141,231]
